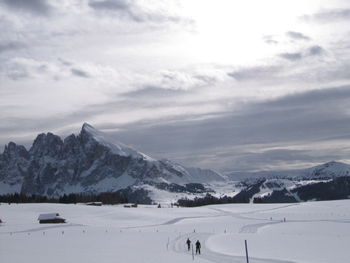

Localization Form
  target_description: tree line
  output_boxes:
[0,191,128,204]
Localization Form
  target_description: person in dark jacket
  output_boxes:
[186,238,191,251]
[195,240,201,254]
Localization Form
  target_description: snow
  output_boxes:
[83,123,154,161]
[303,161,350,178]
[1,200,350,263]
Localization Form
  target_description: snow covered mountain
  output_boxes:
[226,161,350,181]
[0,123,225,198]
[211,161,350,204]
[301,161,350,179]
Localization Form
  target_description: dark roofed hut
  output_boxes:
[86,202,102,206]
[38,213,66,224]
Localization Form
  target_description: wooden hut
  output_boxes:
[38,213,66,224]
[86,202,102,206]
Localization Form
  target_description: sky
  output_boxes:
[1,0,350,172]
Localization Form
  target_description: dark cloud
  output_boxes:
[0,0,52,16]
[88,0,135,21]
[58,58,72,67]
[286,31,311,41]
[227,65,282,81]
[0,42,26,53]
[107,85,350,171]
[122,86,187,99]
[279,52,303,61]
[88,0,192,24]
[303,8,350,23]
[307,45,325,56]
[88,0,130,11]
[279,45,325,61]
[71,68,90,78]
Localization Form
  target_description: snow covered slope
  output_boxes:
[1,200,350,263]
[82,123,153,161]
[301,161,350,179]
[0,123,226,198]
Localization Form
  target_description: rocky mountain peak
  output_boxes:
[79,123,153,161]
[82,122,94,130]
[0,123,226,198]
[2,142,29,160]
[30,132,64,157]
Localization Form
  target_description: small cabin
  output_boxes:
[38,213,66,224]
[86,202,102,206]
[124,203,137,208]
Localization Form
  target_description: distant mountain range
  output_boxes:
[221,161,350,204]
[226,161,350,181]
[1,123,350,204]
[0,123,225,200]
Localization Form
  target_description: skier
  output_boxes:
[195,240,201,255]
[186,238,191,251]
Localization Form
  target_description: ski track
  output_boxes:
[167,203,350,263]
[125,204,302,230]
[122,213,230,229]
[167,204,298,263]
[239,221,282,233]
[169,232,296,263]
[210,204,350,233]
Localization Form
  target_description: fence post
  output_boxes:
[245,240,249,263]
[192,243,195,260]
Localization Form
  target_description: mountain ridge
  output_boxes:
[226,161,350,181]
[0,123,225,198]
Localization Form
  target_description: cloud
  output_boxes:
[122,86,187,99]
[88,0,192,24]
[2,75,350,172]
[279,52,303,61]
[279,45,325,61]
[71,68,90,78]
[88,0,130,11]
[0,42,26,53]
[303,8,350,23]
[88,0,135,19]
[263,35,278,45]
[0,57,63,80]
[105,85,350,171]
[286,31,311,41]
[0,0,52,16]
[227,65,282,81]
[307,45,325,56]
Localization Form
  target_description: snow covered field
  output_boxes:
[1,200,350,263]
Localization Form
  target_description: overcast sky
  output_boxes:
[1,0,350,172]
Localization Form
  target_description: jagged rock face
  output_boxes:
[0,123,214,197]
[29,133,64,158]
[0,142,29,186]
